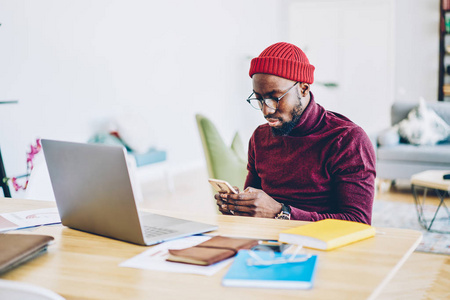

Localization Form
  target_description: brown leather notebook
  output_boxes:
[167,236,259,266]
[0,233,54,274]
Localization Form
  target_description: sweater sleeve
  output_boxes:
[244,133,262,189]
[291,127,376,224]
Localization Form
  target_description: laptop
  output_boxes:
[41,139,218,246]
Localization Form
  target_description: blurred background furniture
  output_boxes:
[195,114,247,192]
[0,100,18,197]
[375,101,450,181]
[0,148,10,197]
[411,170,450,233]
[89,132,174,194]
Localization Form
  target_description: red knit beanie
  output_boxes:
[249,42,315,84]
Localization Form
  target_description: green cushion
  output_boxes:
[231,132,247,164]
[196,114,248,190]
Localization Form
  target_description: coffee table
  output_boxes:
[411,170,450,233]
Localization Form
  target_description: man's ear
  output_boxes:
[299,83,310,96]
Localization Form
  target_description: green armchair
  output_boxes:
[195,114,248,192]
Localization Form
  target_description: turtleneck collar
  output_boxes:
[288,92,325,137]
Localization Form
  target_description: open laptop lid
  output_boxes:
[42,139,147,245]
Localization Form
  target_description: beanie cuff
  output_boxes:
[249,57,315,84]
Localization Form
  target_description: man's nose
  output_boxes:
[262,102,276,115]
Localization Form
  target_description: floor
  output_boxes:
[137,167,450,300]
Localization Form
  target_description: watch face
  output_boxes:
[276,213,290,220]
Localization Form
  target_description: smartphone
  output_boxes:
[253,240,293,253]
[208,178,238,194]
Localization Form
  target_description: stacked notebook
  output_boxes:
[221,219,374,289]
[0,234,54,274]
[278,219,376,250]
[167,236,259,266]
[222,250,318,289]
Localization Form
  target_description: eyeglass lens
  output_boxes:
[247,82,299,111]
[247,244,311,266]
[248,98,278,110]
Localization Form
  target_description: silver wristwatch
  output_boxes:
[275,203,291,220]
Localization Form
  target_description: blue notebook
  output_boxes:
[222,250,318,289]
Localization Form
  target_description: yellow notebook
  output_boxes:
[278,219,376,251]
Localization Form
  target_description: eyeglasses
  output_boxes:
[246,82,299,111]
[247,243,311,266]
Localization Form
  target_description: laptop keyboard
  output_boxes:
[143,226,177,238]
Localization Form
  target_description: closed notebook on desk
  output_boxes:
[279,219,376,251]
[167,236,259,266]
[0,234,54,274]
[222,250,318,289]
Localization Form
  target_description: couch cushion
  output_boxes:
[377,144,450,164]
[396,99,450,146]
[377,127,400,147]
[392,101,450,125]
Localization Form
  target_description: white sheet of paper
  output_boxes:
[119,235,232,276]
[0,208,61,232]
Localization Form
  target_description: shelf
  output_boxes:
[439,0,449,100]
[442,84,450,95]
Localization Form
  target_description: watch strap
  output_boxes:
[275,203,291,220]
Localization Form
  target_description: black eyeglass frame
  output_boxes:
[246,81,299,111]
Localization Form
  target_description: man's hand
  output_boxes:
[214,186,239,215]
[215,187,282,218]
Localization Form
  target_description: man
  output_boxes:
[215,42,376,224]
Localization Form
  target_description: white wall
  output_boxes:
[288,0,440,134]
[289,0,394,134]
[0,0,442,197]
[394,0,440,102]
[0,0,287,195]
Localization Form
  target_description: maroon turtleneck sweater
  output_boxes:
[245,93,376,224]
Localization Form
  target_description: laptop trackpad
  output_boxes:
[139,213,197,239]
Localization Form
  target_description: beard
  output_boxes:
[269,99,304,136]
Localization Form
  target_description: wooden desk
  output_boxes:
[0,198,422,300]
